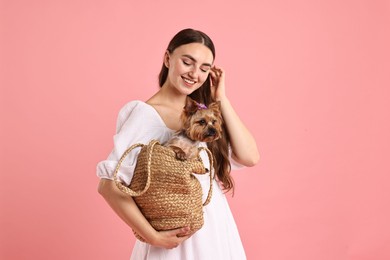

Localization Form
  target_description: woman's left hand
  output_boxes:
[209,66,226,101]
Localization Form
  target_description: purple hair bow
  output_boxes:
[197,103,208,110]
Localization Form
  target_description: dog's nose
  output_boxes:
[207,128,216,136]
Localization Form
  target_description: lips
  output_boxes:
[182,76,196,86]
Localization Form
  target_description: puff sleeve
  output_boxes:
[96,101,173,185]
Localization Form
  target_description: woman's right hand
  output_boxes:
[98,179,193,250]
[150,227,192,249]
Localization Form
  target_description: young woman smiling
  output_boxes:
[97,28,259,259]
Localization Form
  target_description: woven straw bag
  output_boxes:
[114,139,214,241]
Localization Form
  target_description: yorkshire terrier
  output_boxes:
[164,97,223,161]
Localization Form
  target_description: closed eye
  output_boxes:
[200,66,210,73]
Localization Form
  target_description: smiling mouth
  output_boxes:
[182,77,196,85]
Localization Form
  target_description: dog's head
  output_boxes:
[181,97,223,142]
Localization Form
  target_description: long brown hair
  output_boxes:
[158,28,234,193]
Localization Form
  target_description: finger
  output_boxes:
[167,242,180,249]
[177,234,191,242]
[209,76,216,87]
[171,227,190,237]
[210,70,221,81]
[213,67,223,76]
[176,229,192,237]
[209,69,217,78]
[212,65,223,72]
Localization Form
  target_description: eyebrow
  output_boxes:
[182,54,212,67]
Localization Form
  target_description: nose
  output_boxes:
[188,67,199,78]
[207,127,216,136]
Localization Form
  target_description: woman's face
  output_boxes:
[164,43,214,95]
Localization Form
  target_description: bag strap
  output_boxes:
[198,146,214,206]
[113,140,159,196]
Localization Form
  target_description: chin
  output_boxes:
[178,86,198,95]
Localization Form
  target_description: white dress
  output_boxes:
[97,101,247,260]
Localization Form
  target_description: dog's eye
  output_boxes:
[198,119,206,125]
[212,120,217,125]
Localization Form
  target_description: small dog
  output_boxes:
[165,97,223,161]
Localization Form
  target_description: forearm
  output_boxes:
[97,179,158,243]
[219,98,260,166]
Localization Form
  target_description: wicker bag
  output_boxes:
[113,139,214,241]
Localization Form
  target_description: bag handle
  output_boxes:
[198,146,214,206]
[113,140,159,196]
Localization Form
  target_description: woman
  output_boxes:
[97,28,259,259]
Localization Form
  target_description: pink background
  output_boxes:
[1,0,390,259]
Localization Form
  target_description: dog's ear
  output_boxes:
[208,101,221,113]
[183,97,199,115]
[208,101,223,122]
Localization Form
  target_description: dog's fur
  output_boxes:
[164,97,223,161]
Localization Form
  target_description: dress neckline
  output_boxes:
[138,101,177,132]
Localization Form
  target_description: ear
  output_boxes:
[164,51,170,68]
[184,96,199,115]
[209,101,222,120]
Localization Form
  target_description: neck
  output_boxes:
[157,84,187,110]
